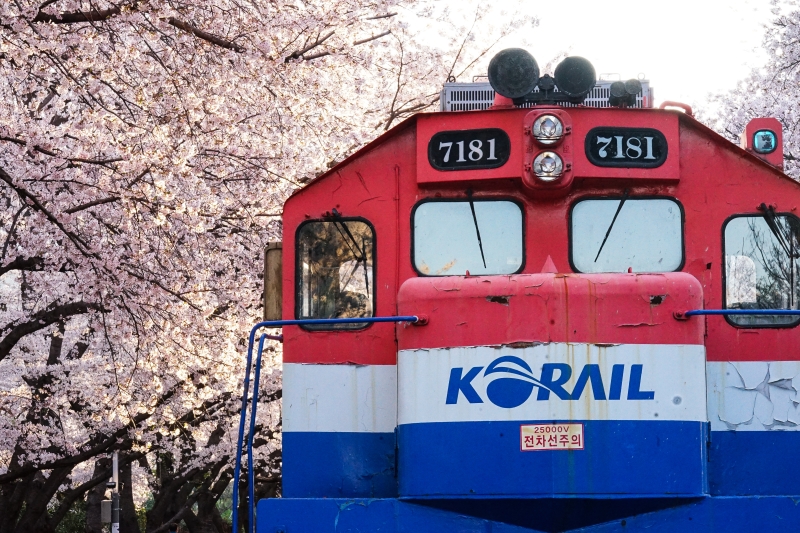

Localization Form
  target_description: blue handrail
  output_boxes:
[684,309,800,317]
[231,315,420,533]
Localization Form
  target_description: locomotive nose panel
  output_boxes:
[396,273,707,498]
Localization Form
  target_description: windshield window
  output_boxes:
[413,200,523,276]
[571,198,683,273]
[296,219,374,329]
[724,214,800,327]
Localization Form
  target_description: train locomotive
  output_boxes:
[239,49,800,532]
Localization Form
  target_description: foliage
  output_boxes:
[54,500,87,533]
[704,0,800,179]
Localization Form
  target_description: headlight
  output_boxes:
[532,152,563,181]
[532,115,564,145]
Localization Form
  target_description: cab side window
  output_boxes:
[296,219,374,330]
[724,214,800,327]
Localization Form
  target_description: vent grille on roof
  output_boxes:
[440,81,654,112]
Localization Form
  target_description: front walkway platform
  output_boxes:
[257,496,800,533]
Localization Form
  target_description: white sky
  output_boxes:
[511,0,775,108]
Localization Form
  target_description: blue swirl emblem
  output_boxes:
[484,356,538,408]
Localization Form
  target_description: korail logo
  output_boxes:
[446,356,655,408]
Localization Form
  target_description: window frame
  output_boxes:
[294,216,377,332]
[567,195,686,274]
[410,196,527,277]
[721,212,800,329]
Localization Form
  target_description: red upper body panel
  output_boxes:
[281,106,800,365]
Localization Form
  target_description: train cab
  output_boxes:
[256,49,800,533]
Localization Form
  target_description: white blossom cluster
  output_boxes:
[705,0,800,179]
[0,0,536,528]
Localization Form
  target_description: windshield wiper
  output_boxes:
[331,209,369,294]
[758,203,800,308]
[466,190,487,269]
[758,203,799,259]
[594,189,630,262]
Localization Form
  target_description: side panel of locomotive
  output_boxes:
[280,125,416,498]
[678,124,800,495]
[263,103,800,532]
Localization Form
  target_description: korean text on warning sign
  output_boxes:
[520,423,584,451]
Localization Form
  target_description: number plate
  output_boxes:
[428,128,511,171]
[585,127,667,168]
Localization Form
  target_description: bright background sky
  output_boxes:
[514,0,775,108]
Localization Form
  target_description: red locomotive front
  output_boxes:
[246,49,800,533]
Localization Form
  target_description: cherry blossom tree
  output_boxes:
[705,0,800,179]
[0,1,536,532]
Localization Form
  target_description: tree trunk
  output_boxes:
[86,458,110,533]
[120,454,142,533]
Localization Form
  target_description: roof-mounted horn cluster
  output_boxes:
[488,49,597,106]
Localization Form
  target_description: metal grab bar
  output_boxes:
[683,309,800,317]
[231,315,422,533]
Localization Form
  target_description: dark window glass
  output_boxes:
[296,220,374,330]
[724,215,800,327]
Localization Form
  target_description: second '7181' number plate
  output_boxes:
[585,127,668,168]
[428,128,511,171]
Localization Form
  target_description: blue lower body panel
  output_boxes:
[256,497,800,533]
[709,430,800,495]
[282,432,396,498]
[398,421,707,497]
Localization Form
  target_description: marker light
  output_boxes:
[753,130,777,154]
[608,79,643,107]
[532,115,564,145]
[532,152,563,181]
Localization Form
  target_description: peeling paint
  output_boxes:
[486,295,511,305]
[707,362,800,431]
[503,341,547,349]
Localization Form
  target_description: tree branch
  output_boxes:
[0,386,180,484]
[0,166,92,254]
[64,196,120,214]
[0,256,44,277]
[1,206,27,263]
[33,6,122,24]
[353,30,391,46]
[365,12,397,20]
[301,51,330,61]
[166,18,244,52]
[48,451,146,527]
[0,136,122,165]
[126,168,151,188]
[0,300,100,363]
[1,135,57,157]
[285,30,335,62]
[70,157,124,165]
[122,267,204,311]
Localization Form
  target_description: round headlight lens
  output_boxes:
[532,115,564,145]
[532,151,563,181]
